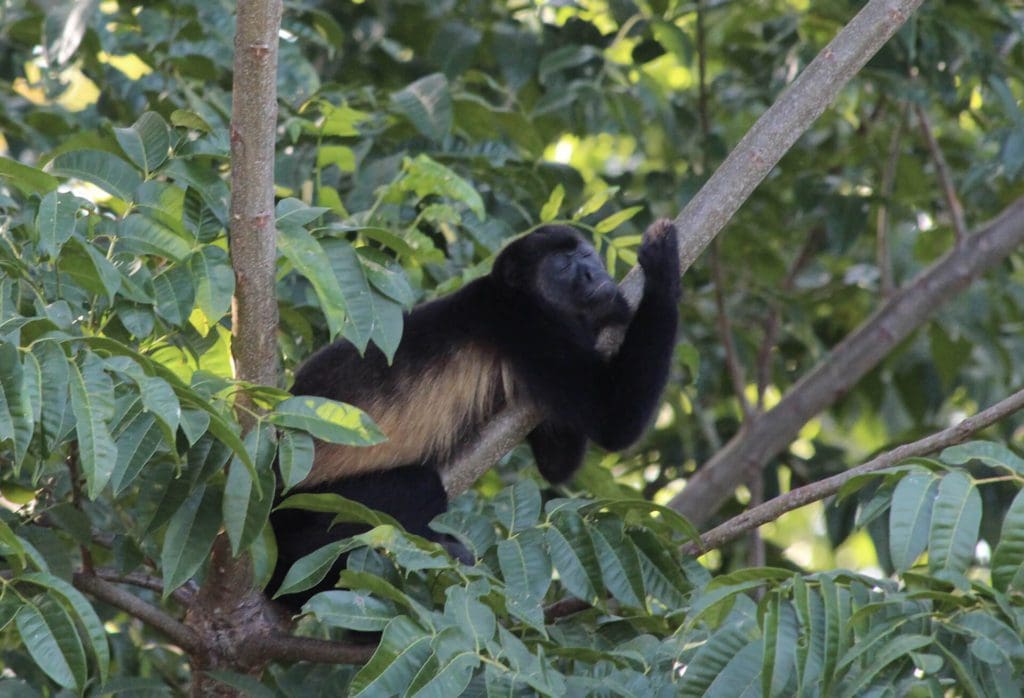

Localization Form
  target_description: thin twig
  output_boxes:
[73,571,202,654]
[686,386,1024,555]
[711,241,753,419]
[755,229,820,410]
[876,103,907,296]
[92,568,196,607]
[915,102,968,245]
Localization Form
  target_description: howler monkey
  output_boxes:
[270,219,680,608]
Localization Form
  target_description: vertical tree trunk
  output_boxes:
[188,1,283,694]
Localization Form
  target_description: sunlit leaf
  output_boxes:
[391,74,452,142]
[50,149,142,201]
[269,396,384,446]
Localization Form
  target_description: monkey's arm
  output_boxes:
[588,220,681,451]
[527,422,587,484]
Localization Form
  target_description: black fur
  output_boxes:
[270,221,680,608]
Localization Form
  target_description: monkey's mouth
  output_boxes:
[585,280,619,307]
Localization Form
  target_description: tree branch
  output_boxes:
[670,196,1024,525]
[92,568,196,607]
[443,0,926,496]
[687,386,1024,555]
[240,633,376,665]
[187,0,283,690]
[915,102,968,245]
[73,571,202,655]
[711,241,753,419]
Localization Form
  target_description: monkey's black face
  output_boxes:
[493,225,630,332]
[533,238,628,332]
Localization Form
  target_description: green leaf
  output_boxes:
[223,423,277,555]
[278,429,315,491]
[77,336,252,473]
[594,206,643,234]
[888,472,938,571]
[278,224,347,340]
[269,396,384,446]
[442,582,496,649]
[679,619,757,697]
[170,109,213,133]
[119,213,194,262]
[400,154,485,220]
[0,156,59,195]
[630,528,690,609]
[274,540,354,599]
[540,184,565,222]
[16,598,88,692]
[836,635,933,698]
[704,639,763,698]
[114,111,170,175]
[391,73,452,142]
[161,485,221,596]
[358,253,416,308]
[68,352,118,498]
[590,518,645,609]
[406,642,479,698]
[35,190,82,258]
[324,239,404,360]
[762,596,798,698]
[991,488,1024,591]
[575,186,617,218]
[350,616,433,696]
[15,601,85,692]
[31,342,70,455]
[151,263,196,325]
[305,590,397,631]
[109,409,167,494]
[276,197,330,228]
[19,573,110,683]
[928,471,981,578]
[940,440,1024,475]
[493,480,541,534]
[546,511,602,604]
[136,374,181,444]
[496,530,550,629]
[58,237,122,303]
[49,149,142,202]
[0,342,34,470]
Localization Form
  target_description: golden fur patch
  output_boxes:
[300,345,517,485]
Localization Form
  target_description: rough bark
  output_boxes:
[188,1,283,694]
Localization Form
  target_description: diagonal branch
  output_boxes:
[687,385,1024,554]
[669,196,1024,524]
[443,0,927,496]
[73,571,202,655]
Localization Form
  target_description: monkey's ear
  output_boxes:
[492,242,528,289]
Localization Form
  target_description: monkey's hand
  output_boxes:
[638,218,681,301]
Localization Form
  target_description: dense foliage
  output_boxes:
[1,0,1024,694]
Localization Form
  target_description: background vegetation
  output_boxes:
[1,0,1024,694]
